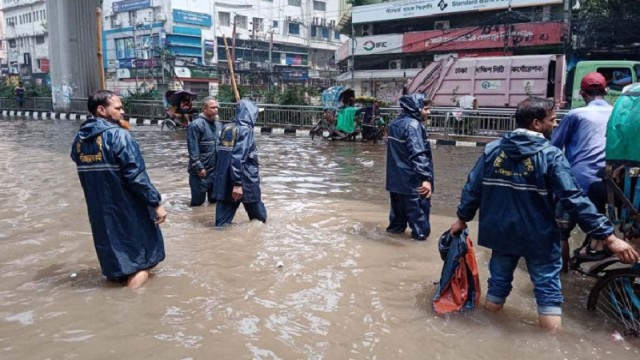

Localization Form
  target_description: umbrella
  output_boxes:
[168,90,197,107]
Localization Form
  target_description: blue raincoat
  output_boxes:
[214,100,262,203]
[187,113,222,175]
[385,94,434,240]
[386,94,434,194]
[70,117,165,279]
[457,129,614,262]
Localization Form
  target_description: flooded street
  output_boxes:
[0,118,638,359]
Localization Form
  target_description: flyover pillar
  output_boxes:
[47,0,101,112]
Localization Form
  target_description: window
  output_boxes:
[236,15,247,29]
[219,12,230,27]
[311,26,316,37]
[334,31,340,40]
[35,35,45,44]
[115,37,135,59]
[272,20,278,28]
[34,11,38,21]
[313,1,326,11]
[288,22,300,35]
[597,67,633,92]
[288,0,301,6]
[42,10,46,20]
[321,27,329,39]
[252,17,263,32]
[9,39,15,48]
[0,41,3,50]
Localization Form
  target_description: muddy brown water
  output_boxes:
[0,118,637,359]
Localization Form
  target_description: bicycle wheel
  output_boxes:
[162,119,177,131]
[587,268,640,337]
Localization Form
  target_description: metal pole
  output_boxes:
[250,24,254,99]
[96,7,105,90]
[268,30,273,93]
[351,22,355,88]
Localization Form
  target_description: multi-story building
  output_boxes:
[0,6,8,75]
[2,0,48,85]
[336,0,566,104]
[101,0,346,97]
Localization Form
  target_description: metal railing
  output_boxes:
[0,97,568,140]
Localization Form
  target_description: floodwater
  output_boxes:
[0,118,637,359]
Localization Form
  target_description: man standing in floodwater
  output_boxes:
[213,99,267,226]
[385,94,434,241]
[70,90,167,289]
[187,97,222,206]
[450,97,638,332]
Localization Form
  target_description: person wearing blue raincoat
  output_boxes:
[70,90,167,289]
[449,97,638,331]
[187,97,222,206]
[385,94,434,240]
[213,99,267,226]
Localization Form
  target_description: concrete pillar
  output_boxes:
[47,0,101,112]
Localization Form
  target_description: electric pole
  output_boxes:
[250,22,255,99]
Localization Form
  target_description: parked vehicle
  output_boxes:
[406,55,640,109]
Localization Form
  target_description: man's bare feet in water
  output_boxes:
[127,269,150,289]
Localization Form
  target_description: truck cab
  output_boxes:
[567,61,640,108]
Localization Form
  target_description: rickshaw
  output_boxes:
[160,90,198,130]
[580,83,640,337]
[309,86,346,140]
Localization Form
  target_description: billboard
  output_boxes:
[403,21,563,53]
[173,9,213,27]
[112,0,151,13]
[353,0,563,24]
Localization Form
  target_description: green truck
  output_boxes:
[566,60,640,108]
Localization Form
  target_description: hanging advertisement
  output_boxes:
[403,21,563,53]
[204,39,215,64]
[353,0,563,23]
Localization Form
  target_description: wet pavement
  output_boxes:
[0,118,638,359]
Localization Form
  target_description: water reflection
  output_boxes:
[0,119,637,359]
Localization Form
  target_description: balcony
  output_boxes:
[2,0,45,11]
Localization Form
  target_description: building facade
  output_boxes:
[337,0,566,104]
[2,0,48,85]
[101,0,346,97]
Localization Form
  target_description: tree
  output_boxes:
[572,0,640,53]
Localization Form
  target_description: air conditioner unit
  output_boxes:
[410,61,423,69]
[434,20,450,30]
[361,23,374,37]
[388,59,402,70]
[155,12,167,22]
[287,16,292,22]
[112,18,122,28]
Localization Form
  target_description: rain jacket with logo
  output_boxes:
[214,100,262,203]
[386,94,433,194]
[457,129,614,262]
[70,117,165,279]
[187,113,222,175]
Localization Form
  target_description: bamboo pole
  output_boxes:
[96,8,106,90]
[222,34,240,102]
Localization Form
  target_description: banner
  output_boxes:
[353,0,562,24]
[403,21,563,53]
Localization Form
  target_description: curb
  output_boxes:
[0,111,490,147]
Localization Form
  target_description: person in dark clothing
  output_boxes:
[213,99,267,226]
[70,90,168,289]
[187,97,222,206]
[14,82,25,108]
[450,97,638,332]
[385,94,434,241]
[361,100,380,142]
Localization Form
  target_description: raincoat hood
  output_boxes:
[235,99,259,127]
[499,129,550,162]
[77,117,119,140]
[399,94,426,121]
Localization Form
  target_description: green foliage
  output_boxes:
[0,83,51,97]
[278,86,307,105]
[120,88,161,112]
[573,0,640,51]
[347,0,379,6]
[217,84,247,103]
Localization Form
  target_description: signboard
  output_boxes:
[403,21,563,53]
[355,34,403,56]
[353,0,563,23]
[112,0,151,13]
[172,9,212,27]
[281,69,308,81]
[39,58,49,73]
[204,39,215,64]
